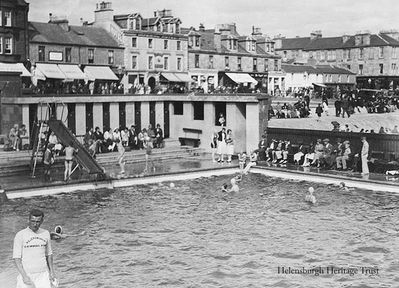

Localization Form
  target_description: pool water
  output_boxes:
[1,173,398,287]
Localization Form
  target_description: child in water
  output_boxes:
[222,175,241,193]
[305,187,316,204]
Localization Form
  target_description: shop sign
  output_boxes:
[49,51,63,61]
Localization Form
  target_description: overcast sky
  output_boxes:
[28,0,399,38]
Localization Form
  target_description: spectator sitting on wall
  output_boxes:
[379,126,386,134]
[391,125,399,134]
[8,124,19,151]
[266,139,278,162]
[83,128,94,148]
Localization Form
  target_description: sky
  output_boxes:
[27,0,399,38]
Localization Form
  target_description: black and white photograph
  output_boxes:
[0,0,398,287]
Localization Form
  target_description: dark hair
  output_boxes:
[30,209,44,218]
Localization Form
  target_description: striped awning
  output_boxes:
[226,73,257,84]
[0,62,31,77]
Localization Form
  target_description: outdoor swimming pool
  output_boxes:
[1,173,398,287]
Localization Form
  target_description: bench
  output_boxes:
[178,128,202,147]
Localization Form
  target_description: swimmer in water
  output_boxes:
[50,225,86,240]
[339,182,354,191]
[305,187,316,204]
[222,177,240,193]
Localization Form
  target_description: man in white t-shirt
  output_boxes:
[13,209,57,288]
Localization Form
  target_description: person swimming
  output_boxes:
[222,177,240,193]
[305,187,316,204]
[50,225,86,240]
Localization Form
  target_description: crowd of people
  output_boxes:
[31,80,124,95]
[270,91,399,119]
[4,124,29,151]
[82,124,164,157]
[257,136,370,174]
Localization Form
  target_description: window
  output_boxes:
[380,63,384,74]
[0,11,2,27]
[252,41,256,52]
[391,63,397,73]
[320,51,325,60]
[264,59,268,72]
[173,102,183,115]
[108,50,114,65]
[88,48,94,63]
[177,57,182,71]
[148,56,153,69]
[359,64,363,75]
[164,40,168,49]
[132,37,137,48]
[65,48,71,63]
[177,40,181,50]
[5,37,12,54]
[225,56,229,69]
[164,57,169,70]
[237,57,241,70]
[253,58,257,71]
[0,38,2,54]
[148,39,153,48]
[4,11,11,27]
[359,48,364,60]
[274,59,279,71]
[348,49,351,59]
[193,102,204,120]
[195,36,200,47]
[132,55,137,69]
[214,102,226,126]
[38,46,45,61]
[208,55,214,69]
[369,48,374,59]
[379,47,384,58]
[229,38,232,50]
[195,54,199,68]
[189,36,193,47]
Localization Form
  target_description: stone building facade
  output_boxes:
[185,25,284,95]
[275,30,399,89]
[92,2,189,93]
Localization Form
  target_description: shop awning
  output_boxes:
[161,72,181,82]
[35,63,66,79]
[313,83,327,88]
[0,62,31,77]
[84,66,118,81]
[58,64,87,80]
[174,73,192,82]
[226,73,257,84]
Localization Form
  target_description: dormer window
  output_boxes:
[246,37,256,52]
[157,23,162,32]
[195,36,200,47]
[175,23,180,34]
[189,35,200,48]
[270,43,275,53]
[228,37,237,50]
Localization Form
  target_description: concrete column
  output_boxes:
[155,101,164,127]
[93,103,103,133]
[226,103,246,154]
[110,103,119,129]
[126,102,135,127]
[246,103,259,153]
[141,101,150,129]
[56,104,67,123]
[22,105,29,135]
[75,104,86,136]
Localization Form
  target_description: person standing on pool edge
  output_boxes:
[13,209,57,288]
[361,136,369,175]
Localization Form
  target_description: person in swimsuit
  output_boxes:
[50,225,86,241]
[211,132,218,162]
[222,177,240,193]
[116,139,125,175]
[305,187,316,204]
[238,152,247,173]
[143,133,154,173]
[63,142,78,182]
[243,150,258,174]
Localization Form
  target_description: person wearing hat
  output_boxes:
[320,138,333,168]
[336,140,351,170]
[311,139,324,167]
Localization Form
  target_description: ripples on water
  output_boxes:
[1,174,399,287]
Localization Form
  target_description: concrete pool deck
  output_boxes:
[1,150,399,199]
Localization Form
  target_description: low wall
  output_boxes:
[267,127,399,160]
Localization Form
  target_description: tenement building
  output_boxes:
[184,24,284,95]
[274,30,399,90]
[29,14,124,95]
[92,1,190,94]
[0,0,31,134]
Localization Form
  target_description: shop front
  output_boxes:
[189,73,218,93]
[218,72,258,93]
